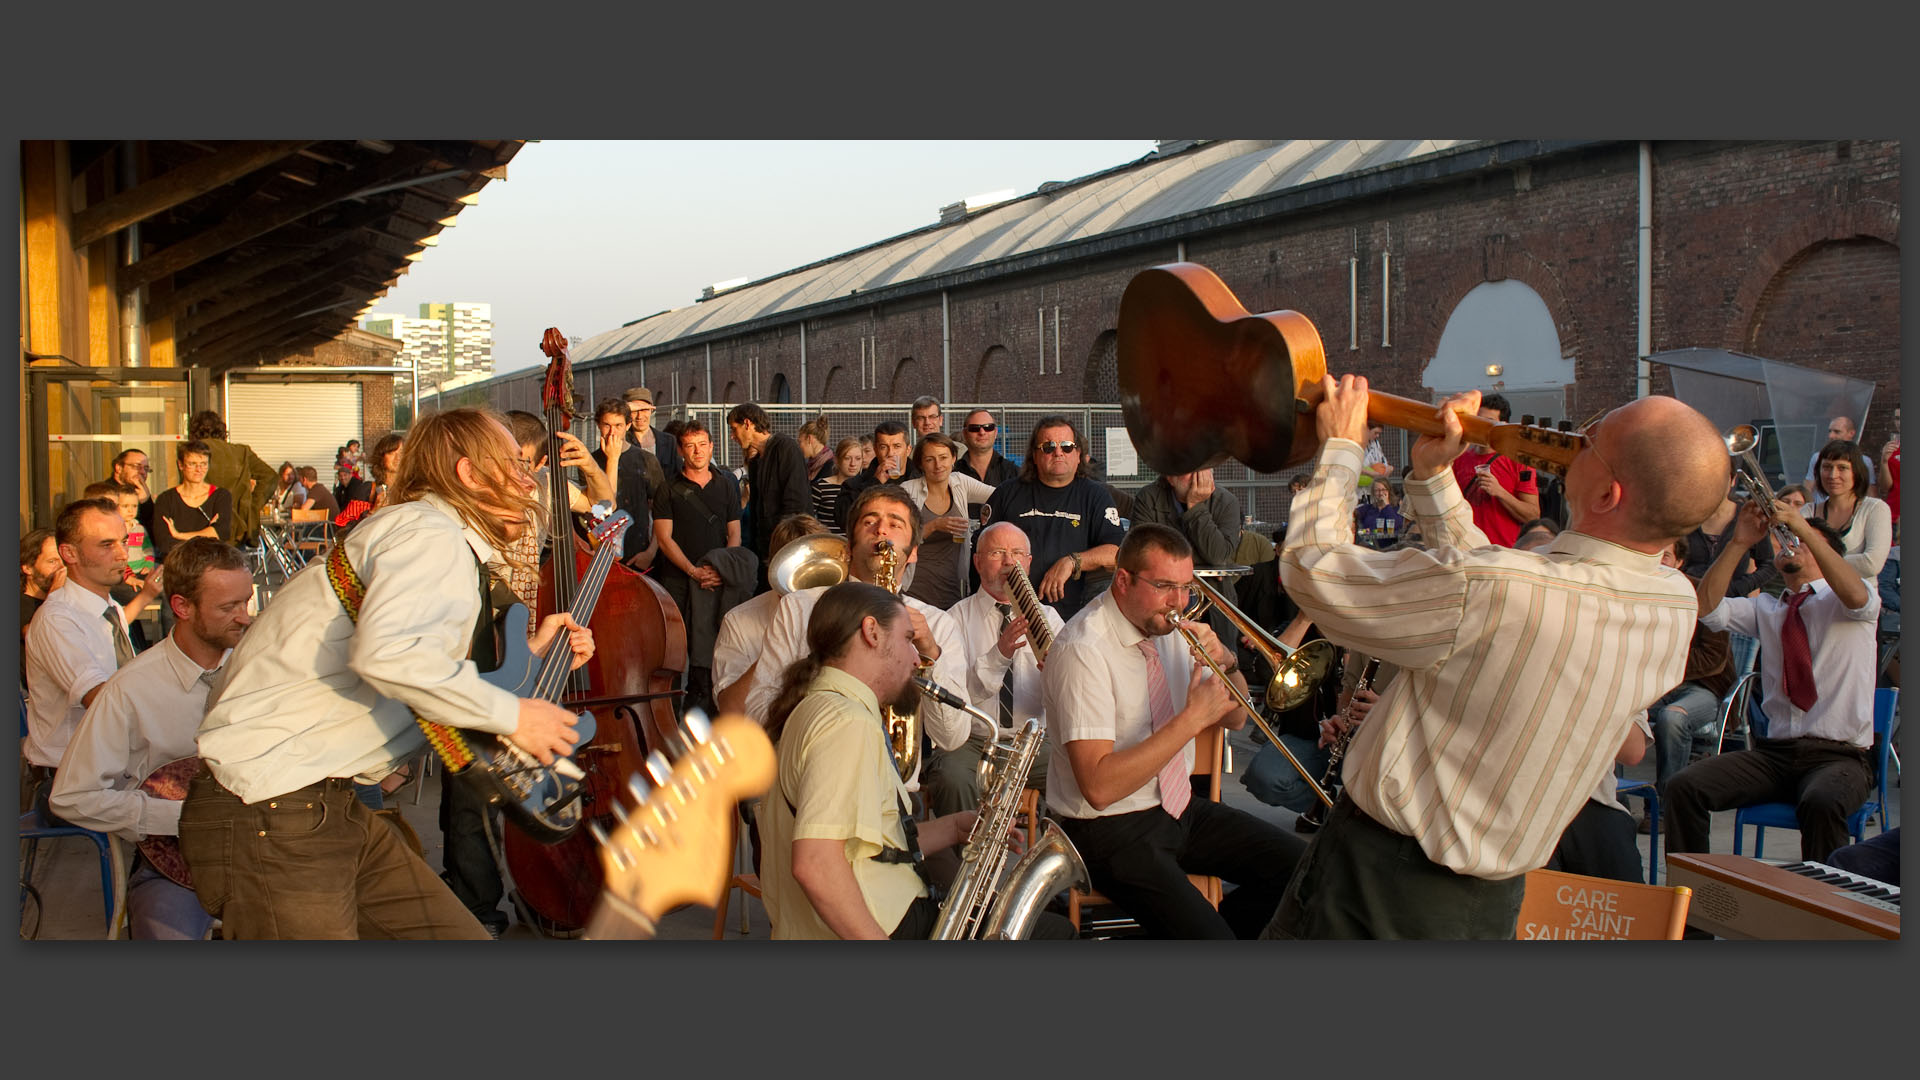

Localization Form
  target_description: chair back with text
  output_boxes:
[1515,867,1691,940]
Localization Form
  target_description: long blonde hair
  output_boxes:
[386,407,546,576]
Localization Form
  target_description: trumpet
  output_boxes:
[1167,577,1336,810]
[1725,424,1800,555]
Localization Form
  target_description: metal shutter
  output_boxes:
[226,382,364,475]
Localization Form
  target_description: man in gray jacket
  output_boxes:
[1128,468,1243,646]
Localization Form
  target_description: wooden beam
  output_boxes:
[193,314,338,368]
[174,259,372,336]
[71,140,317,248]
[181,268,387,353]
[143,234,349,322]
[119,145,435,294]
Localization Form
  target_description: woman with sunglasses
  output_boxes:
[1802,439,1891,578]
[900,433,997,610]
[955,409,1018,487]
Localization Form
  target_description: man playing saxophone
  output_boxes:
[1043,523,1306,938]
[757,582,1075,939]
[923,522,1066,815]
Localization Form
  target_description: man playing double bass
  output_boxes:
[181,408,595,939]
[1265,379,1728,938]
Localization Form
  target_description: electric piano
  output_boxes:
[1665,853,1900,940]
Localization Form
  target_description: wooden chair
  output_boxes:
[289,508,332,562]
[1067,725,1225,934]
[1515,867,1692,940]
[709,803,762,938]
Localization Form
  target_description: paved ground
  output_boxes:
[19,722,1899,941]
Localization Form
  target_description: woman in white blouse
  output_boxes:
[900,433,997,610]
[1802,440,1891,578]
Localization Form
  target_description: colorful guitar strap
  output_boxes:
[325,543,478,772]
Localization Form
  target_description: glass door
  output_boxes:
[26,366,201,530]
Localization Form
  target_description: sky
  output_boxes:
[364,140,1157,377]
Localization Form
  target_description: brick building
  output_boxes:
[453,139,1901,464]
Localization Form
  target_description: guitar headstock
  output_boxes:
[1486,422,1587,477]
[587,712,776,939]
[584,503,632,548]
[539,327,577,426]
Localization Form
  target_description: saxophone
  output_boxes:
[873,539,926,782]
[1297,654,1381,830]
[915,678,1090,940]
[1002,563,1054,665]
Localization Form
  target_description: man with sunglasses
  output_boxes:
[1265,381,1728,938]
[1043,523,1305,938]
[955,409,1017,488]
[983,416,1125,622]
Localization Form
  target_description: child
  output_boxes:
[117,482,158,587]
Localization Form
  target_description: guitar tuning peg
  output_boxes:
[589,822,610,847]
[610,799,629,824]
[684,710,712,744]
[645,751,673,787]
[627,774,652,806]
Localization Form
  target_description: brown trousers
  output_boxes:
[178,768,488,940]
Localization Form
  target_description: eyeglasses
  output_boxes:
[980,547,1030,561]
[1577,410,1620,481]
[965,423,997,434]
[1130,573,1195,600]
[1039,441,1078,456]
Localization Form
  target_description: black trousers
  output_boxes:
[1547,799,1644,884]
[1665,735,1874,861]
[1059,798,1304,940]
[437,770,506,927]
[1261,795,1525,940]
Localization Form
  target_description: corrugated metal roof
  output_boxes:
[575,139,1476,363]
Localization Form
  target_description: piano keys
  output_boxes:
[1665,853,1900,940]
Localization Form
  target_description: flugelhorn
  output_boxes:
[1166,579,1336,810]
[768,533,850,595]
[1725,424,1800,554]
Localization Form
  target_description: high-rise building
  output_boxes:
[364,301,493,393]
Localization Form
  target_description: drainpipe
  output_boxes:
[800,322,808,405]
[705,343,713,402]
[1638,141,1652,399]
[940,290,952,404]
[120,143,144,367]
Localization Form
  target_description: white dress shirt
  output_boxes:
[1042,588,1197,820]
[1280,438,1698,880]
[946,587,1065,740]
[23,582,128,768]
[744,584,973,783]
[1701,578,1880,746]
[197,494,522,803]
[1595,711,1654,813]
[712,590,781,695]
[49,633,226,840]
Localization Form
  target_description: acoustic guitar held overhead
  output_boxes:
[1116,262,1587,478]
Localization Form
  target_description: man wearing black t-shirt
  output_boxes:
[727,403,809,576]
[653,421,743,710]
[983,416,1126,622]
[955,409,1017,488]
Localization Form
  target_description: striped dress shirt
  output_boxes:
[1280,438,1697,880]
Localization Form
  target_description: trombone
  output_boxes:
[1168,572,1337,810]
[1725,424,1800,555]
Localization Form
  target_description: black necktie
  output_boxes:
[995,603,1015,729]
[105,608,134,668]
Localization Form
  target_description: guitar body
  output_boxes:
[136,756,204,889]
[1117,262,1587,478]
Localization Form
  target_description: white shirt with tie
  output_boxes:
[49,633,228,841]
[1700,578,1880,747]
[946,586,1065,740]
[23,582,129,768]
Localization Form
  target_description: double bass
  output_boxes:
[501,328,690,936]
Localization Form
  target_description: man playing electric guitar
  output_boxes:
[50,538,252,939]
[181,408,595,939]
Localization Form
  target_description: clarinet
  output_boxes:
[1297,655,1380,829]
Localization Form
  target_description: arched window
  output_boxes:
[1084,330,1118,403]
[889,357,920,400]
[1425,281,1574,423]
[770,372,792,404]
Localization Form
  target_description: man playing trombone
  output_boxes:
[1264,378,1729,939]
[1043,523,1305,939]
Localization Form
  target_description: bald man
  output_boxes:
[1266,384,1728,939]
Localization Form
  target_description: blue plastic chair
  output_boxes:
[1732,687,1898,858]
[1615,774,1661,881]
[18,690,119,935]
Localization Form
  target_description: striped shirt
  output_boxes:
[1279,438,1697,880]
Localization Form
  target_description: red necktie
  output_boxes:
[1780,587,1818,711]
[1135,640,1190,819]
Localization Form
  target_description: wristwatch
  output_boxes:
[1069,551,1083,579]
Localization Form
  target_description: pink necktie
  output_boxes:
[1780,587,1819,711]
[1136,639,1190,819]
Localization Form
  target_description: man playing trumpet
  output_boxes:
[1265,378,1728,939]
[1043,523,1306,939]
